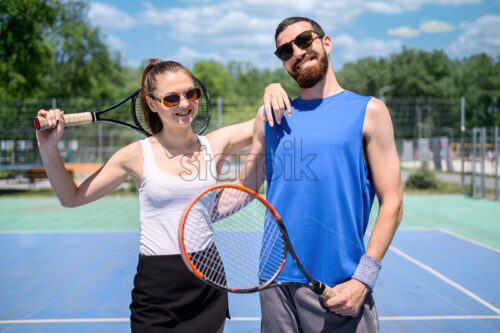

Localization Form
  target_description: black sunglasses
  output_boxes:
[274,30,324,61]
[151,87,202,107]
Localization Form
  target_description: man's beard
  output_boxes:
[288,50,329,88]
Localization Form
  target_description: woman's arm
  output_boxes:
[206,118,255,176]
[36,109,141,207]
[207,118,255,155]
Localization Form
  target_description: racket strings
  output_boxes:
[182,187,286,290]
[190,243,227,286]
[133,95,149,133]
[259,218,283,278]
[191,77,210,134]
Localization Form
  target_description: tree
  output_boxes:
[44,1,130,99]
[0,0,60,165]
[192,60,230,98]
[267,67,300,99]
[336,57,390,97]
[387,47,458,98]
[455,53,500,127]
[0,0,134,165]
[0,0,59,99]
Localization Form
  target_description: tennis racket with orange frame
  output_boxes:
[178,184,337,299]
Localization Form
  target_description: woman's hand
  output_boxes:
[36,109,65,149]
[262,83,291,127]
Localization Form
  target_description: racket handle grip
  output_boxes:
[35,112,95,130]
[319,284,337,300]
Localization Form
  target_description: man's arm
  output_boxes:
[326,97,403,316]
[363,97,403,262]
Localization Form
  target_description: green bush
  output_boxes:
[405,162,440,189]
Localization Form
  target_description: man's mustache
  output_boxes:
[292,52,317,71]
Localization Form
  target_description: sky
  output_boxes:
[87,0,500,70]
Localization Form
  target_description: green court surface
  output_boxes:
[369,194,500,249]
[0,196,139,231]
[1,194,499,250]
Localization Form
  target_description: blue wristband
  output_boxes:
[352,254,381,290]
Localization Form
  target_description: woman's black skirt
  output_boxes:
[130,254,229,333]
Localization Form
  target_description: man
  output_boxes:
[239,17,403,332]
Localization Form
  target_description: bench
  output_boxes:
[24,168,74,188]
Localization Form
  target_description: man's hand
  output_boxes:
[262,83,291,126]
[324,279,369,316]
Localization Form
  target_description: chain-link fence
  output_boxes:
[0,97,221,166]
[389,97,462,170]
[1,95,498,198]
[459,126,499,199]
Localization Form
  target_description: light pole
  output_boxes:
[379,85,395,104]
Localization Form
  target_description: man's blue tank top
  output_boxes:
[264,90,375,286]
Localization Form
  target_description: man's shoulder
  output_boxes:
[289,91,372,110]
[342,90,372,101]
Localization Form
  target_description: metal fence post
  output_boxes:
[98,122,103,162]
[460,97,465,194]
[471,128,477,198]
[480,127,486,198]
[217,97,222,129]
[495,126,499,201]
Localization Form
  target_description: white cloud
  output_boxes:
[386,19,453,41]
[363,1,411,14]
[138,2,172,26]
[86,0,493,69]
[431,0,481,4]
[170,46,222,67]
[387,26,421,38]
[90,0,483,33]
[420,20,454,33]
[89,3,136,30]
[332,34,403,67]
[137,1,360,36]
[449,15,500,57]
[363,0,481,14]
[105,35,128,50]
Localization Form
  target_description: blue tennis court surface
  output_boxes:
[1,229,499,332]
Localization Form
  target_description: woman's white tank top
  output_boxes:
[138,136,217,255]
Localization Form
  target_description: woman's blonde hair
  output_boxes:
[140,59,192,134]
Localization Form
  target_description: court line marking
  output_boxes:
[438,228,500,254]
[2,315,500,324]
[392,227,500,253]
[230,316,500,321]
[389,245,500,315]
[0,230,138,234]
[379,315,500,321]
[0,318,129,324]
[395,227,444,231]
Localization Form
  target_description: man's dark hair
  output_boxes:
[275,17,325,45]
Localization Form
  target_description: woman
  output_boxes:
[36,59,266,332]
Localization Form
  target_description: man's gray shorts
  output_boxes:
[260,284,379,332]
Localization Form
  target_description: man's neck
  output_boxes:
[299,66,343,100]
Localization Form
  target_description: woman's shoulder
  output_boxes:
[111,140,144,164]
[204,131,224,154]
[124,139,144,153]
[204,131,217,144]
